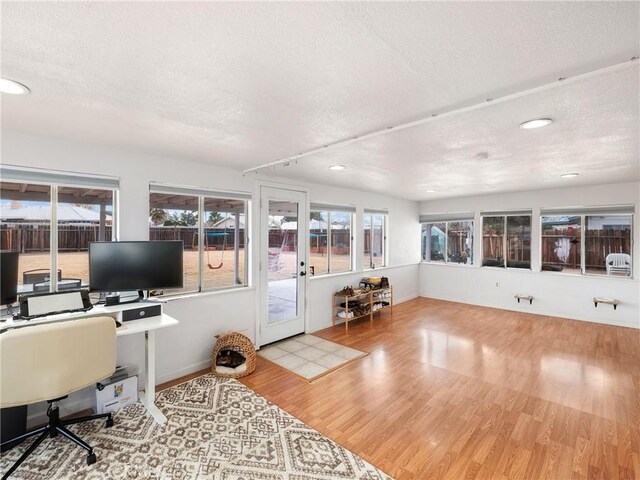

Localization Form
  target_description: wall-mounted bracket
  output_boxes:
[514,294,533,305]
[593,297,619,310]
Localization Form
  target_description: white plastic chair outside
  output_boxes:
[605,253,631,276]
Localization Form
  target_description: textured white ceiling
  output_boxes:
[1,2,639,200]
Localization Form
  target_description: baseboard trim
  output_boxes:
[419,295,640,330]
[156,360,211,384]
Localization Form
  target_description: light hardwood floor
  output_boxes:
[238,297,640,480]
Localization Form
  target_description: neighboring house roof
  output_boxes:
[280,220,350,230]
[211,216,246,229]
[0,204,111,223]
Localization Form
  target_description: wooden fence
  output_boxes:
[1,224,113,253]
[482,229,631,269]
[541,229,631,269]
[0,224,244,252]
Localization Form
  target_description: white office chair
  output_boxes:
[605,253,631,276]
[0,316,117,479]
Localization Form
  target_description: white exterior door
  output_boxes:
[259,186,308,346]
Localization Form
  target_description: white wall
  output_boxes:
[1,131,420,424]
[419,182,640,329]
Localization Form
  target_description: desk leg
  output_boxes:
[139,330,167,425]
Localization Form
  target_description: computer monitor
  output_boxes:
[1,251,19,306]
[88,241,184,292]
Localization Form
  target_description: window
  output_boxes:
[57,187,115,290]
[309,205,353,276]
[541,216,581,273]
[149,192,200,294]
[364,210,386,269]
[482,212,531,268]
[541,207,633,277]
[421,218,473,265]
[149,184,249,295]
[423,222,446,262]
[506,215,531,268]
[585,215,632,276]
[0,166,118,297]
[203,197,246,289]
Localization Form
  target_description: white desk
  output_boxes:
[0,304,178,425]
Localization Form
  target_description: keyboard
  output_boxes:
[14,306,93,321]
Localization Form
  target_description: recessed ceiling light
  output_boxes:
[0,78,30,95]
[329,165,346,171]
[519,118,553,129]
[560,173,579,178]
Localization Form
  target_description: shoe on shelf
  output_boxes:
[336,286,354,296]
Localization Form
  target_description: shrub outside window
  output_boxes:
[421,221,473,264]
[309,209,352,276]
[482,213,531,269]
[149,185,249,296]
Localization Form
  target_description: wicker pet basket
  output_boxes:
[211,332,256,378]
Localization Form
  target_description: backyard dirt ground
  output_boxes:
[17,250,354,294]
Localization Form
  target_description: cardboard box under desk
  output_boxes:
[94,375,138,414]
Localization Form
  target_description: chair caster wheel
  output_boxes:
[87,453,97,465]
[106,417,114,428]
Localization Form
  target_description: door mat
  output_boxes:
[258,334,368,382]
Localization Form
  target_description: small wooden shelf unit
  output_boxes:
[333,286,393,332]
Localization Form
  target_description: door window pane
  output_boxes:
[1,182,52,295]
[309,211,328,275]
[268,200,298,324]
[447,221,473,265]
[149,193,199,294]
[57,186,114,291]
[482,216,505,267]
[506,215,531,269]
[203,198,246,289]
[541,216,581,273]
[330,212,352,273]
[585,215,632,276]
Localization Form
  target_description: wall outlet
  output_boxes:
[495,282,500,287]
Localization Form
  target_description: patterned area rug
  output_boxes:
[0,374,392,479]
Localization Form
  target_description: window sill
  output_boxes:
[421,261,475,267]
[309,270,355,280]
[363,266,387,272]
[539,270,635,281]
[152,285,254,303]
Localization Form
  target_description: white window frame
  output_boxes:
[539,205,634,278]
[480,211,532,270]
[364,209,388,270]
[421,219,474,265]
[1,165,119,294]
[308,207,354,276]
[149,183,251,296]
